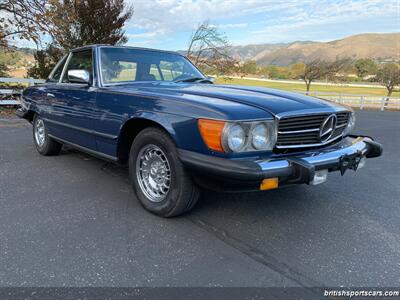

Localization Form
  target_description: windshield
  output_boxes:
[99,47,204,84]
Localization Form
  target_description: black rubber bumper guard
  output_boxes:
[178,136,383,188]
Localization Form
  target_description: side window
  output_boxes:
[150,64,162,80]
[101,61,137,83]
[62,50,93,83]
[159,60,184,80]
[48,55,67,82]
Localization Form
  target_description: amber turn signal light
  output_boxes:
[260,178,279,190]
[198,119,226,152]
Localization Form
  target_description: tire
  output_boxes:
[129,127,200,217]
[33,114,62,156]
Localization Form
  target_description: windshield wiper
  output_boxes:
[174,77,213,83]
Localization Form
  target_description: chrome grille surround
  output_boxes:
[276,112,349,149]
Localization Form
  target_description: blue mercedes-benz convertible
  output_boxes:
[17,45,382,217]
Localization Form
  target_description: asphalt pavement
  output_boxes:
[0,110,399,289]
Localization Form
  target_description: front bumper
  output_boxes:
[178,136,383,191]
[16,107,31,120]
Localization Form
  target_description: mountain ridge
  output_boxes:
[228,33,399,66]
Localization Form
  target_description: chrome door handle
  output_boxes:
[47,93,55,98]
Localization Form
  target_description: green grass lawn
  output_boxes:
[215,77,400,97]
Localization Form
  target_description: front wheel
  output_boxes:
[33,114,62,156]
[129,127,200,217]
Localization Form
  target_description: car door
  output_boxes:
[28,55,67,132]
[47,49,97,150]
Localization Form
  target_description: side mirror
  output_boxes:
[206,76,215,83]
[68,69,91,84]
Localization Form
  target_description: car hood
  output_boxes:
[107,82,345,116]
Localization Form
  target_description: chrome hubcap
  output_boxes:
[35,118,46,147]
[136,144,171,202]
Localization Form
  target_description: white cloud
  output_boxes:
[124,0,288,44]
[124,0,398,47]
[219,23,248,29]
[242,0,399,44]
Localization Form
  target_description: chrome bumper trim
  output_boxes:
[257,137,371,172]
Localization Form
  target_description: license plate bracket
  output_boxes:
[338,151,363,175]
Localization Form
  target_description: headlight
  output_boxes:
[251,123,276,150]
[223,120,276,152]
[198,118,276,153]
[251,123,268,150]
[224,124,246,152]
[343,112,356,136]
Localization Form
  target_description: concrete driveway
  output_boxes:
[0,110,399,289]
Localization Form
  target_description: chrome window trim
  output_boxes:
[59,52,73,83]
[97,46,205,87]
[48,54,68,82]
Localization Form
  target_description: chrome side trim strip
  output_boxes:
[48,134,118,162]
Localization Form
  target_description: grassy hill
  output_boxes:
[0,47,35,78]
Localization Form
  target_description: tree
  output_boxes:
[239,60,257,77]
[0,0,48,47]
[1,0,133,50]
[47,0,133,50]
[289,62,306,79]
[186,21,236,74]
[354,58,377,78]
[300,59,349,92]
[376,63,400,97]
[0,28,8,48]
[16,0,133,78]
[0,61,8,77]
[27,44,64,79]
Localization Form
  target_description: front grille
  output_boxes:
[275,112,349,150]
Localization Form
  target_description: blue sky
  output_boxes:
[124,0,399,50]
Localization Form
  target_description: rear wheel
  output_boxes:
[129,127,200,217]
[33,114,62,156]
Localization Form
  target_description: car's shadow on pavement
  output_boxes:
[63,145,312,218]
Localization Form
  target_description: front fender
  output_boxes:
[123,111,177,142]
[120,111,208,152]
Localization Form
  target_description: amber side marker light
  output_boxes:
[260,178,279,191]
[198,119,226,152]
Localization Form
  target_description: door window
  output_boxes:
[62,50,93,83]
[48,55,68,82]
[150,64,162,80]
[102,61,137,83]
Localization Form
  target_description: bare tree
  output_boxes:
[300,60,325,92]
[186,21,236,74]
[376,63,400,107]
[376,63,400,97]
[300,59,349,92]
